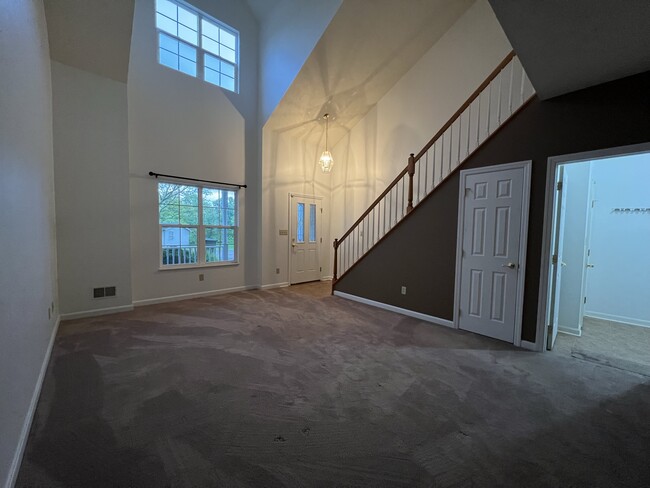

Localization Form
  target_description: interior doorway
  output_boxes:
[289,194,322,284]
[542,144,650,372]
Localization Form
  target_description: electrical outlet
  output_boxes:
[401,286,407,295]
[276,268,280,274]
[199,273,204,281]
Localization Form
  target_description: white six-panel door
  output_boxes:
[290,195,321,284]
[457,162,530,343]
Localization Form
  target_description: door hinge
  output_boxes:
[320,237,322,243]
[547,323,553,335]
[320,267,322,272]
[321,208,323,213]
[552,254,558,265]
[557,181,563,191]
[584,296,587,304]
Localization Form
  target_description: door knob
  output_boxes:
[502,262,517,269]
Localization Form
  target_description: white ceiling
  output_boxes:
[245,0,282,24]
[265,0,475,147]
[44,0,135,83]
[489,0,650,99]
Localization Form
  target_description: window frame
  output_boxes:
[158,180,240,270]
[155,0,240,93]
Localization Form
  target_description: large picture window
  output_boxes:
[155,0,239,92]
[158,182,238,267]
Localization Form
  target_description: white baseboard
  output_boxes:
[584,312,650,329]
[520,340,540,351]
[260,282,290,290]
[333,291,454,328]
[558,326,582,337]
[5,315,60,488]
[60,304,134,321]
[133,285,255,307]
[321,276,333,281]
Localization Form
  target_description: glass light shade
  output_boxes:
[319,150,334,173]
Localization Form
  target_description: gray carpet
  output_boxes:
[555,316,650,377]
[17,282,650,487]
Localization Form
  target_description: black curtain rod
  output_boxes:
[149,171,246,189]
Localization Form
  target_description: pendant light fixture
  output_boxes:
[319,113,334,173]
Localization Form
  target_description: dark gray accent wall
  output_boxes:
[334,70,650,343]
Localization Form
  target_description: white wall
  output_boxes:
[330,0,512,240]
[557,162,591,335]
[258,0,341,123]
[128,0,259,302]
[52,61,132,316]
[257,0,341,287]
[261,127,332,286]
[0,1,58,486]
[585,154,650,327]
[260,0,512,287]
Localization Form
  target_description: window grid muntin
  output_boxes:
[155,0,239,93]
[158,181,239,268]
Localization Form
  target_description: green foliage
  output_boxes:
[159,182,237,263]
[159,183,235,226]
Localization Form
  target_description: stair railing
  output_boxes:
[333,51,535,283]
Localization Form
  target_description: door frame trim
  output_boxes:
[535,142,650,352]
[453,160,532,346]
[288,193,324,285]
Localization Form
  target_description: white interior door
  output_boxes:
[457,164,528,343]
[547,167,566,349]
[290,195,321,284]
[579,176,596,326]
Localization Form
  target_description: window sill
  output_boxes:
[158,261,239,271]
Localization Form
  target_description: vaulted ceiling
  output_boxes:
[244,0,282,24]
[42,0,650,127]
[489,0,650,99]
[264,0,475,146]
[44,0,135,83]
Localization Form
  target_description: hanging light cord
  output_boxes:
[324,113,329,151]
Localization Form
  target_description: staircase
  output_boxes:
[332,51,535,284]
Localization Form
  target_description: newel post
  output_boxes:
[332,238,339,285]
[407,153,415,213]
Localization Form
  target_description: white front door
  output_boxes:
[290,195,321,284]
[457,163,530,343]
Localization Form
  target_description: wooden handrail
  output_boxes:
[413,50,515,163]
[337,50,515,247]
[337,166,409,244]
[333,50,521,284]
